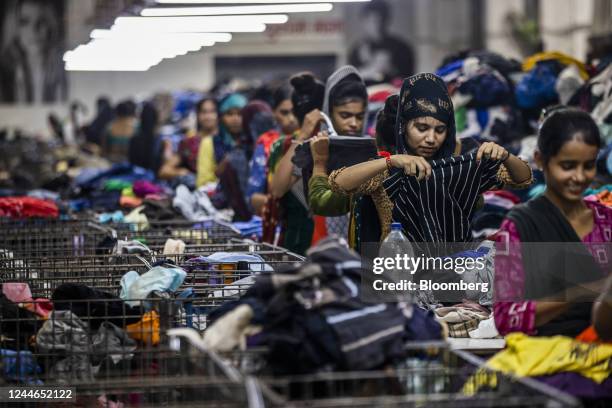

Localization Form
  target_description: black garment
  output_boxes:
[142,198,181,221]
[52,284,142,330]
[0,293,42,350]
[506,195,606,337]
[292,136,378,199]
[208,237,442,375]
[384,153,501,244]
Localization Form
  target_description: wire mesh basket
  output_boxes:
[0,297,261,407]
[214,342,581,408]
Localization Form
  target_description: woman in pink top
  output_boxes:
[494,107,612,337]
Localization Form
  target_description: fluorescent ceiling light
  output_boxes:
[111,15,286,33]
[156,0,368,3]
[90,29,232,42]
[109,22,266,33]
[141,3,332,17]
[114,15,288,26]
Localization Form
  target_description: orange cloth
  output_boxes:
[120,196,143,208]
[596,190,612,207]
[577,325,612,344]
[126,311,160,346]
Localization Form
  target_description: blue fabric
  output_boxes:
[476,108,489,130]
[1,349,43,385]
[75,163,154,190]
[120,266,186,306]
[515,61,561,109]
[172,90,203,123]
[98,211,124,224]
[435,60,464,78]
[68,198,91,212]
[27,189,60,201]
[246,144,268,203]
[219,93,248,115]
[404,308,444,342]
[459,71,512,108]
[232,216,263,238]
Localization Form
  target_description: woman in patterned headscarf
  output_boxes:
[329,73,533,245]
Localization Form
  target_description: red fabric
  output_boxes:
[486,189,521,204]
[0,197,59,219]
[311,215,328,246]
[256,130,281,159]
[576,326,612,344]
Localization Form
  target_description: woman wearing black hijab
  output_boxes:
[330,73,533,244]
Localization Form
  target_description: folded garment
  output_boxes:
[133,180,164,198]
[435,306,489,323]
[120,196,143,209]
[104,179,133,191]
[232,216,263,238]
[0,197,59,219]
[447,319,480,338]
[120,266,186,306]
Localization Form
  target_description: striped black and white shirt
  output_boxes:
[383,153,502,244]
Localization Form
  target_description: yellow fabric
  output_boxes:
[121,186,135,198]
[463,333,612,395]
[522,51,589,80]
[196,135,217,187]
[126,311,160,346]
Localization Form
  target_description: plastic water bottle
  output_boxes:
[379,223,416,299]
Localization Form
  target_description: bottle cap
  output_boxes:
[391,222,402,230]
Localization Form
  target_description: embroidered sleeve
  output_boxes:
[328,167,389,196]
[496,159,534,189]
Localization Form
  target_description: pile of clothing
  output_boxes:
[199,237,443,375]
[434,300,499,339]
[436,51,523,145]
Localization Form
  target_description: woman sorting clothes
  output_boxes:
[494,107,612,338]
[330,73,533,244]
[272,65,369,245]
[308,93,397,252]
[266,73,325,255]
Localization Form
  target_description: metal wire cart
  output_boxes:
[0,219,584,407]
